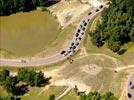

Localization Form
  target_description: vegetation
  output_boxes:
[21,86,66,100]
[0,69,49,97]
[49,94,55,100]
[89,0,134,53]
[73,85,118,100]
[79,91,118,100]
[0,0,59,16]
[17,68,50,87]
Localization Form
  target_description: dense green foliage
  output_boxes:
[0,69,20,96]
[0,0,59,16]
[80,91,118,100]
[73,86,118,100]
[17,68,48,87]
[0,69,49,96]
[89,0,134,52]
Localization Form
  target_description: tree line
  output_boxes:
[89,0,134,53]
[74,86,118,100]
[0,0,59,16]
[0,69,50,99]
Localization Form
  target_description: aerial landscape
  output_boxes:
[0,0,134,100]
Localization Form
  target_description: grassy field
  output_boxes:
[21,86,66,100]
[62,89,78,100]
[0,10,60,57]
[0,85,66,100]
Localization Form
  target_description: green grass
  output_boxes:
[0,10,59,57]
[21,86,66,100]
[0,85,66,100]
[0,86,8,97]
[62,89,78,100]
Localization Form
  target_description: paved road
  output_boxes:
[0,3,109,67]
[127,74,134,100]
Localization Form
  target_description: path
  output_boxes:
[55,87,72,100]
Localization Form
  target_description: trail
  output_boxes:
[55,87,72,100]
[115,65,134,72]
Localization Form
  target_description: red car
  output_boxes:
[88,12,92,15]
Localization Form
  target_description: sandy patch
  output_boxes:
[79,47,88,56]
[49,0,91,28]
[80,64,102,75]
[67,79,91,93]
[43,65,66,79]
[51,78,91,94]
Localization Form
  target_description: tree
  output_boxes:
[88,0,134,53]
[88,91,101,100]
[79,91,118,100]
[0,69,9,85]
[3,76,18,95]
[34,71,45,86]
[102,92,118,100]
[107,40,121,52]
[17,68,36,86]
[0,0,59,16]
[49,94,55,100]
[129,24,134,42]
[74,85,78,94]
[18,69,47,86]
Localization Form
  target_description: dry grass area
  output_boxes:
[41,54,127,94]
[0,10,60,57]
[35,24,76,58]
[0,9,77,58]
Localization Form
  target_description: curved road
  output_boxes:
[0,3,109,67]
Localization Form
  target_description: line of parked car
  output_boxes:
[60,4,104,57]
[128,80,134,99]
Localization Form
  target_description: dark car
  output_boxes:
[60,50,66,55]
[83,27,85,31]
[21,60,27,63]
[84,23,87,26]
[73,50,76,53]
[76,42,79,46]
[71,42,74,46]
[76,33,79,37]
[131,85,134,89]
[77,29,81,33]
[96,9,99,12]
[80,25,83,28]
[70,46,72,49]
[73,46,76,49]
[79,37,82,40]
[83,20,85,23]
[88,12,92,15]
[99,5,103,9]
[68,50,71,54]
[81,32,84,35]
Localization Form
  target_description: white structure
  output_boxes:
[87,0,102,7]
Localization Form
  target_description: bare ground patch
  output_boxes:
[80,64,102,75]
